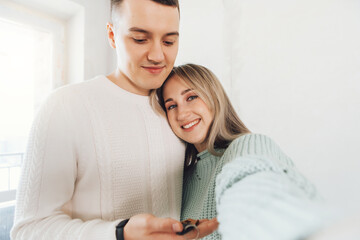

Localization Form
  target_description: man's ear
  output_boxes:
[107,23,116,49]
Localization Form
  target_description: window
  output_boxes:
[0,0,73,204]
[0,18,54,202]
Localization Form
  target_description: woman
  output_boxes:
[150,64,326,240]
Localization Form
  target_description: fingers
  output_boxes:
[149,217,183,234]
[124,214,183,240]
[197,219,209,224]
[187,218,218,239]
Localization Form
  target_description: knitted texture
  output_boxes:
[11,76,185,240]
[181,133,325,240]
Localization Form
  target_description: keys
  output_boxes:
[176,219,200,235]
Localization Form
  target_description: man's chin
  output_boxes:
[148,77,168,89]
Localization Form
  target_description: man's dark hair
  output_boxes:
[111,0,179,17]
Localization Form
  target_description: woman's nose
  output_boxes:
[176,105,191,121]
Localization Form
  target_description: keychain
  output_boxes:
[176,218,200,238]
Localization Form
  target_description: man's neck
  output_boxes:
[106,69,150,96]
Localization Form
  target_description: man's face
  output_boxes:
[108,0,180,95]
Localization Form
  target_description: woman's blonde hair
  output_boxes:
[150,63,250,167]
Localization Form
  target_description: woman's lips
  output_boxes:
[181,119,200,132]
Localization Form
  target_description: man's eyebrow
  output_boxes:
[129,27,149,34]
[128,27,179,37]
[165,31,179,37]
[164,89,193,103]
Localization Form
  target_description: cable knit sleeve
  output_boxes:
[11,89,119,240]
[215,134,327,240]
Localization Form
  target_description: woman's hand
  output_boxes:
[184,218,219,239]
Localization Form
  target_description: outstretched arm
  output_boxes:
[216,156,327,240]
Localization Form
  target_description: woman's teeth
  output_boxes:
[183,119,200,129]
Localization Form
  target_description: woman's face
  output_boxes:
[162,75,213,152]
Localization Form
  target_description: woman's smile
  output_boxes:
[181,119,201,131]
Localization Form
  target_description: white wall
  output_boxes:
[176,0,230,93]
[70,0,115,79]
[222,0,360,217]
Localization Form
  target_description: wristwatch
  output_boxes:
[115,219,130,240]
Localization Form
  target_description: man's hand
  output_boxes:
[123,214,218,240]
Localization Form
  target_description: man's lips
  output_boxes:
[142,66,165,74]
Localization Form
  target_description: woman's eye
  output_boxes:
[133,38,147,44]
[167,104,176,111]
[187,95,198,101]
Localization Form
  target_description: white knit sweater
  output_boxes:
[11,76,185,240]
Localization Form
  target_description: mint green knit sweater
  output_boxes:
[181,134,326,240]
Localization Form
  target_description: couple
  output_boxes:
[11,0,324,239]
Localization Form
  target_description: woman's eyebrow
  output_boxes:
[164,89,193,103]
[181,89,192,95]
[164,98,173,103]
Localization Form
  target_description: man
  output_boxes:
[11,0,217,239]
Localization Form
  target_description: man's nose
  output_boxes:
[147,42,165,64]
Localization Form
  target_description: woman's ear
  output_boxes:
[106,23,116,49]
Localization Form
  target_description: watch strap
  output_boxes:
[115,219,130,240]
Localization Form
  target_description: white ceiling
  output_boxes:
[3,0,82,20]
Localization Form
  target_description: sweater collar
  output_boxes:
[196,150,212,161]
[100,75,150,104]
[196,148,225,161]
